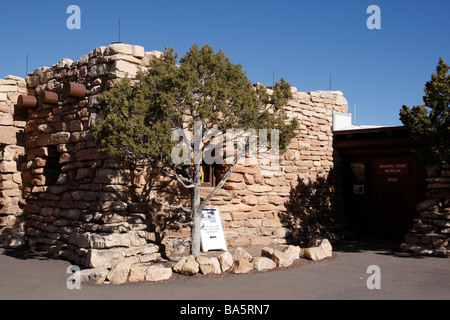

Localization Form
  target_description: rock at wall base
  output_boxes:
[303,238,333,261]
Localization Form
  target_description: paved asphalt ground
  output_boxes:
[0,241,449,302]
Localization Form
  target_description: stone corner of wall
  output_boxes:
[400,165,450,257]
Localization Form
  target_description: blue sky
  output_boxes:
[1,0,449,126]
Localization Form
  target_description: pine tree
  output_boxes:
[400,58,450,166]
[93,44,298,256]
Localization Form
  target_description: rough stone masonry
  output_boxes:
[0,43,349,268]
[401,164,450,256]
[0,75,27,246]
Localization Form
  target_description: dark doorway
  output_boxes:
[335,127,426,241]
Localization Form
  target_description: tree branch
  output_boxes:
[155,163,194,189]
[152,189,192,214]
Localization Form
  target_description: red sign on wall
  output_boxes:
[377,162,409,175]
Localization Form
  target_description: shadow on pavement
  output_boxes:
[332,238,432,259]
[2,237,441,264]
[1,246,59,261]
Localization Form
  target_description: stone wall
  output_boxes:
[1,43,349,267]
[22,43,164,267]
[0,76,27,246]
[182,90,348,251]
[135,87,349,256]
[401,164,450,256]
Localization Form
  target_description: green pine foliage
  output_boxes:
[92,44,298,165]
[400,58,450,166]
[91,43,299,256]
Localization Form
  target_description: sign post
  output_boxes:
[200,208,227,253]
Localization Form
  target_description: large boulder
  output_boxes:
[218,251,233,272]
[230,259,254,274]
[261,247,274,258]
[210,257,222,274]
[79,267,109,284]
[145,265,173,282]
[271,250,293,267]
[253,256,276,271]
[283,245,301,260]
[196,256,214,275]
[173,255,199,275]
[128,264,147,283]
[107,260,132,284]
[304,238,333,261]
[85,248,126,268]
[232,247,253,262]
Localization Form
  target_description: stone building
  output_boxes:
[1,42,446,267]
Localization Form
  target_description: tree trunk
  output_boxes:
[190,163,202,257]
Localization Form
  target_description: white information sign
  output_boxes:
[200,208,227,253]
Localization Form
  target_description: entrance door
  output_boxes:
[343,155,425,240]
[370,156,425,240]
